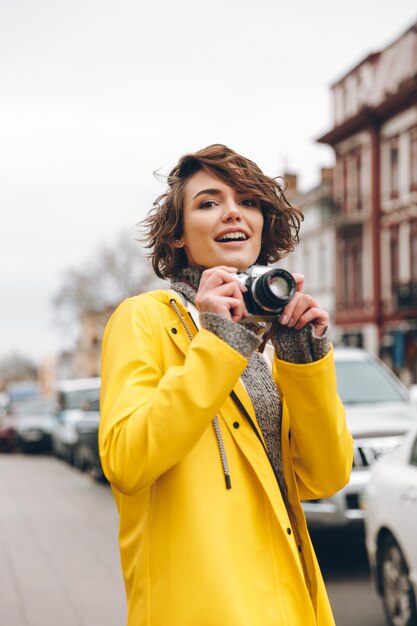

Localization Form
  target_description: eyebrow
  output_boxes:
[192,188,223,200]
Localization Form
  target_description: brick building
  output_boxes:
[318,21,417,383]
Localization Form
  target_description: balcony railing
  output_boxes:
[327,192,371,227]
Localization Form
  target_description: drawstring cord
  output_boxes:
[170,298,194,341]
[169,298,232,490]
[212,419,232,490]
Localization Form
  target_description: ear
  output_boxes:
[173,239,184,248]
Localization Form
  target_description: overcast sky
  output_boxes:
[1,0,416,363]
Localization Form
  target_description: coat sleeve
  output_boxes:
[273,347,353,500]
[99,297,248,495]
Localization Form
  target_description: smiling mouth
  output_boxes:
[215,232,249,242]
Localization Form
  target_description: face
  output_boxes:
[177,170,264,270]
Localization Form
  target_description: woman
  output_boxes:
[99,144,353,626]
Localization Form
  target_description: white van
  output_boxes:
[51,377,100,465]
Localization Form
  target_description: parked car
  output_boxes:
[75,411,105,481]
[365,425,417,626]
[0,392,9,418]
[6,381,40,403]
[0,410,16,452]
[12,397,56,453]
[51,377,100,465]
[302,347,417,529]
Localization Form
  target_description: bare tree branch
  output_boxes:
[0,352,38,388]
[53,231,164,326]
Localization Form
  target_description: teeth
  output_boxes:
[217,232,248,242]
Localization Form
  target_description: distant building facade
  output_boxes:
[72,307,115,378]
[318,21,417,383]
[279,168,338,327]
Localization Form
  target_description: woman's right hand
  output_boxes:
[195,266,248,323]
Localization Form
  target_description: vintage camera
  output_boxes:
[236,265,296,321]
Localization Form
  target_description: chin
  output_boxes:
[231,256,258,271]
[234,262,251,271]
[195,251,259,271]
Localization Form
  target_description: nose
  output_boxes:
[222,201,242,222]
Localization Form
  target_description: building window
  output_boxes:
[410,126,417,192]
[342,82,348,120]
[340,227,362,307]
[339,148,363,213]
[390,138,399,198]
[333,156,344,212]
[352,147,362,211]
[411,220,417,282]
[390,224,399,289]
[342,156,348,213]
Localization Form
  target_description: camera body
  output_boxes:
[236,265,296,321]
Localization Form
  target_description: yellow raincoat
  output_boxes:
[99,290,353,626]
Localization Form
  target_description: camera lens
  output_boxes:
[269,276,292,299]
[252,269,296,312]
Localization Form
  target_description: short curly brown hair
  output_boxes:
[142,144,303,279]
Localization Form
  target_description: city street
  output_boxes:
[312,530,386,626]
[0,453,387,626]
[0,454,126,626]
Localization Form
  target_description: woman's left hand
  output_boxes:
[279,273,329,337]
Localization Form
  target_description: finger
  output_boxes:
[199,296,246,321]
[195,282,243,311]
[278,292,303,325]
[200,267,238,287]
[229,298,247,323]
[203,282,248,316]
[199,269,247,294]
[294,308,329,332]
[291,273,305,293]
[241,301,249,318]
[200,266,238,282]
[209,273,248,293]
[286,295,318,328]
[199,281,246,301]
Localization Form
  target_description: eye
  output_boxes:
[239,198,259,208]
[199,200,217,209]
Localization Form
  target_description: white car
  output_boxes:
[365,426,417,626]
[13,397,56,453]
[51,377,100,465]
[302,347,417,529]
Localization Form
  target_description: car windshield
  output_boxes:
[335,359,409,404]
[60,389,100,411]
[13,399,55,416]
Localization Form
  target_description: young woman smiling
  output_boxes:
[99,144,353,626]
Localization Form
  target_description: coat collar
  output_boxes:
[160,289,259,436]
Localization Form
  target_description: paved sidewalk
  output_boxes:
[0,454,126,626]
